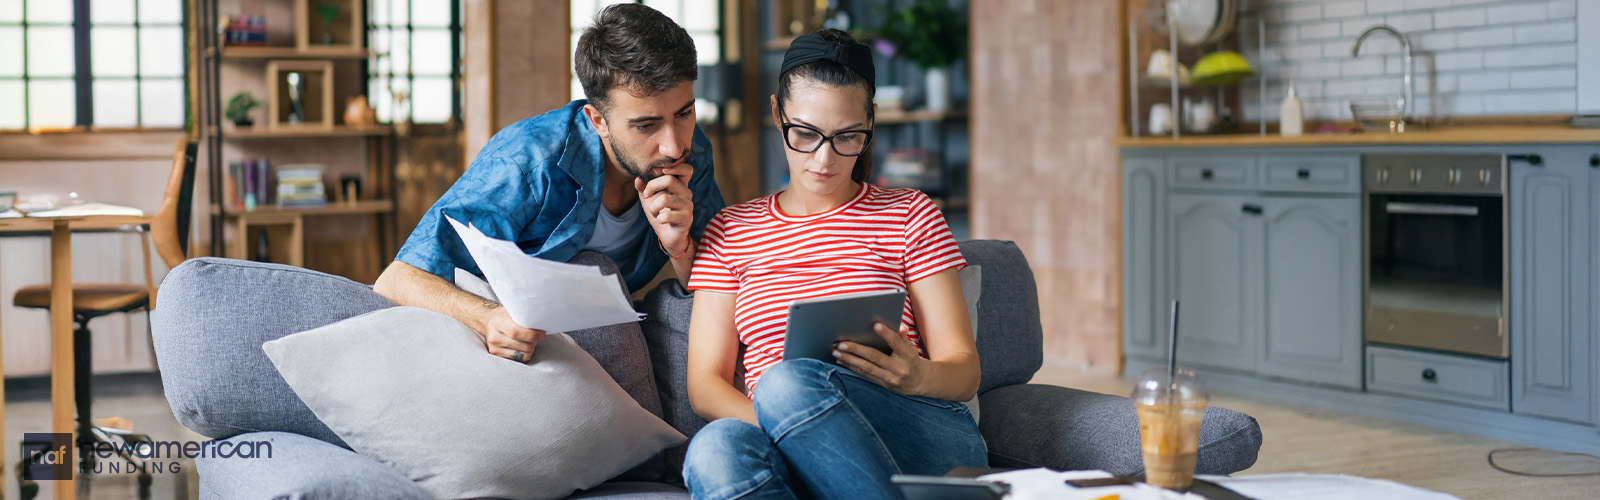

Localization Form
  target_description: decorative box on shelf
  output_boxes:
[296,0,364,54]
[266,60,335,130]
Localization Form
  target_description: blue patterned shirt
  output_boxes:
[395,100,726,292]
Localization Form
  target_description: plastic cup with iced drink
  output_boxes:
[1132,367,1207,490]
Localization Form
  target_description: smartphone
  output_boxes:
[890,475,1009,500]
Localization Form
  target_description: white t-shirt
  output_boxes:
[584,201,647,262]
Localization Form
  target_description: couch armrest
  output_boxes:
[978,384,1261,476]
[195,432,430,500]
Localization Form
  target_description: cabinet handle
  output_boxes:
[1296,168,1311,179]
[1590,154,1598,168]
[1240,203,1263,216]
[1422,368,1437,382]
[1507,154,1543,167]
[1201,168,1214,180]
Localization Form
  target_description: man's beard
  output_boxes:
[611,140,688,182]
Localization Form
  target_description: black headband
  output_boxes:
[779,33,875,84]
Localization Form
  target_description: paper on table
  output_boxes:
[0,209,21,219]
[27,203,145,218]
[447,216,645,333]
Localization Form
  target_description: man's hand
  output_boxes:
[635,164,694,256]
[480,304,547,363]
[833,322,930,397]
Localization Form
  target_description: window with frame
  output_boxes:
[367,0,461,126]
[0,0,187,131]
[570,0,722,116]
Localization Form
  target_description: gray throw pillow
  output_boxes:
[262,307,686,500]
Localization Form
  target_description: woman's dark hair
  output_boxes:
[574,4,698,112]
[778,28,876,183]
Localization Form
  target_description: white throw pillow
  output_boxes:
[262,307,685,500]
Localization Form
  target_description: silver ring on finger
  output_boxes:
[510,350,525,362]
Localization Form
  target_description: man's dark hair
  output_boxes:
[574,4,698,111]
[777,28,876,183]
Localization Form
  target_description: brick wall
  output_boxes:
[1240,0,1578,122]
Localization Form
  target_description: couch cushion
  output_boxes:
[567,482,690,499]
[152,258,396,449]
[638,279,704,485]
[956,240,1044,393]
[977,384,1262,476]
[263,306,685,500]
[195,431,431,500]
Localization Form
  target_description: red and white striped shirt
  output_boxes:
[686,184,966,393]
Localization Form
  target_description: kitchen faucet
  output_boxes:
[1352,24,1413,121]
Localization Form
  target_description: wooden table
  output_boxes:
[0,214,152,500]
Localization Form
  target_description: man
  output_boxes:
[374,4,725,363]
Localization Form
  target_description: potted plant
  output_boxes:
[876,0,967,112]
[226,92,261,128]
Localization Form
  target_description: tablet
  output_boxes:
[782,289,905,362]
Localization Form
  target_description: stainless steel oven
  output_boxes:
[1364,154,1508,359]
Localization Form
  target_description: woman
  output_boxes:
[681,29,986,500]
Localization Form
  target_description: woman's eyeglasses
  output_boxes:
[780,122,874,157]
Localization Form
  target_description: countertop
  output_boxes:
[1117,124,1600,148]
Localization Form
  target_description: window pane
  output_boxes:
[0,0,20,23]
[682,0,717,32]
[693,34,717,65]
[27,27,74,77]
[413,76,450,123]
[0,80,22,129]
[389,30,410,76]
[413,0,450,27]
[371,26,392,65]
[0,27,20,76]
[138,0,182,24]
[139,26,183,77]
[140,78,182,127]
[643,0,680,23]
[25,0,72,23]
[93,79,138,127]
[92,27,137,77]
[571,0,595,29]
[390,0,409,26]
[413,29,450,76]
[93,0,136,24]
[371,78,393,123]
[371,0,389,26]
[28,80,75,128]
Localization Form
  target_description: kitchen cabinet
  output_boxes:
[1123,157,1168,360]
[1167,192,1262,373]
[1125,154,1362,388]
[1510,150,1594,424]
[1258,196,1363,389]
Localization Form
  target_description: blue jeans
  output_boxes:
[683,359,987,500]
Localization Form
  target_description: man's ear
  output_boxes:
[769,94,780,127]
[583,103,610,140]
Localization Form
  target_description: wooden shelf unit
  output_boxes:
[217,125,392,138]
[221,200,394,217]
[216,46,372,59]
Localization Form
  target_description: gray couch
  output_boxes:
[151,240,1262,499]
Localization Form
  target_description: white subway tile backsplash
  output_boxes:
[1457,71,1511,91]
[1325,0,1368,17]
[1239,0,1581,120]
[1513,20,1575,44]
[1302,21,1346,39]
[1453,26,1516,48]
[1434,7,1488,28]
[1368,0,1407,14]
[1485,3,1548,24]
[1344,58,1389,76]
[1509,68,1577,89]
[1547,0,1577,18]
[1481,89,1576,113]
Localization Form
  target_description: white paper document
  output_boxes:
[447,216,645,333]
[27,203,145,218]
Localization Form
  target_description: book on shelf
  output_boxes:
[276,164,327,208]
[225,158,273,211]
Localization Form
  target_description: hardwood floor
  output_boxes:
[1030,362,1600,499]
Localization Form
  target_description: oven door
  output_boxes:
[1365,193,1507,358]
